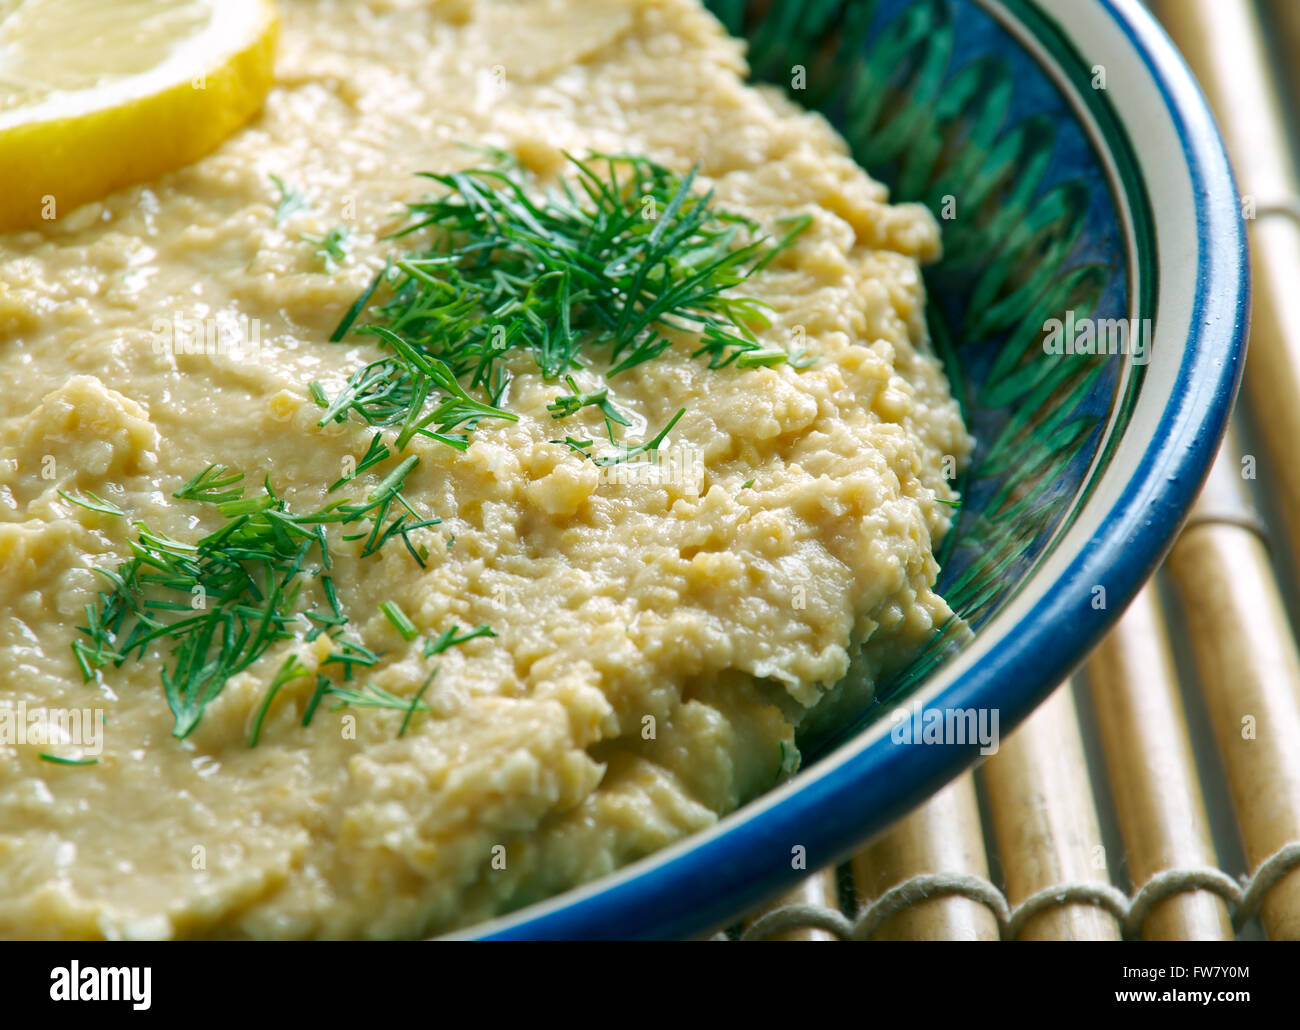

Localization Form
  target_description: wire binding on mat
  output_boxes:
[741,904,854,941]
[733,841,1300,940]
[848,874,1010,940]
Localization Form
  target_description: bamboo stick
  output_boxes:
[1084,583,1233,940]
[982,683,1121,940]
[850,773,1000,940]
[1156,0,1300,575]
[1164,435,1300,939]
[741,867,842,941]
[1268,1,1300,112]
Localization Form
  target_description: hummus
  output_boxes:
[0,0,970,938]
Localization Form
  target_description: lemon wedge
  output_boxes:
[0,0,278,230]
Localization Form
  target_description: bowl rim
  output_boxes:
[460,0,1249,940]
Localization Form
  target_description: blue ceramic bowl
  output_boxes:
[460,0,1248,939]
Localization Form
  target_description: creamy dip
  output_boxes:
[0,0,970,938]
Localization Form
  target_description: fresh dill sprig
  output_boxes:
[399,669,437,737]
[319,634,380,682]
[593,408,686,467]
[74,461,442,739]
[59,489,126,518]
[324,454,442,566]
[302,225,353,271]
[38,753,99,766]
[174,465,247,504]
[270,174,309,227]
[549,436,594,457]
[247,654,310,747]
[299,622,492,736]
[324,681,428,711]
[324,676,435,739]
[73,477,327,739]
[324,635,464,739]
[301,673,332,728]
[324,152,811,452]
[546,374,631,442]
[311,326,518,452]
[328,432,390,493]
[423,623,496,659]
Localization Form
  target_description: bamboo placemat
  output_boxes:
[724,0,1300,941]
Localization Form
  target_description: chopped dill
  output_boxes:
[319,635,381,682]
[301,673,332,728]
[399,668,437,737]
[322,673,440,737]
[593,407,686,467]
[270,174,309,227]
[247,654,310,747]
[547,373,631,443]
[328,432,390,493]
[58,489,126,518]
[75,150,813,752]
[323,152,811,453]
[550,436,594,457]
[302,225,353,271]
[311,325,518,452]
[74,462,441,739]
[323,681,413,710]
[424,623,496,658]
[380,600,419,642]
